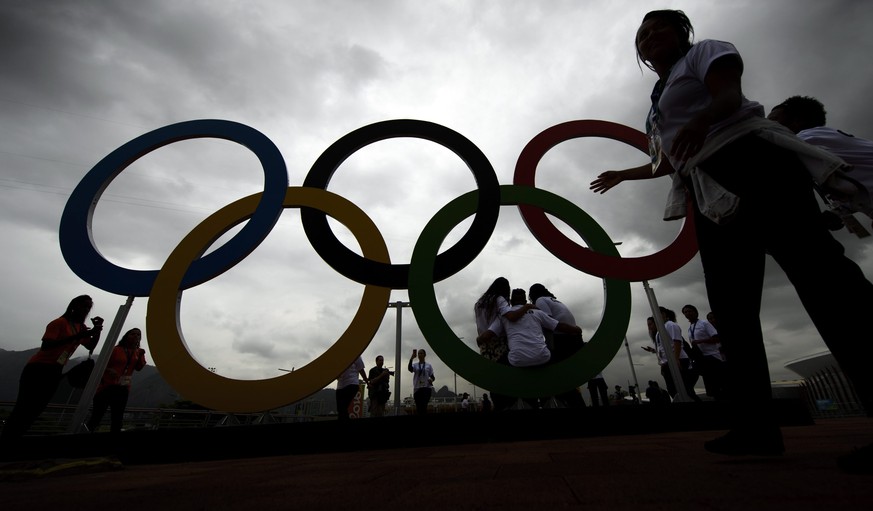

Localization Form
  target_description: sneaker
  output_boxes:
[704,428,785,456]
[837,443,873,474]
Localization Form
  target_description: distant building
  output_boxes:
[785,351,866,417]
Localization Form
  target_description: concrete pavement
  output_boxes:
[1,403,871,510]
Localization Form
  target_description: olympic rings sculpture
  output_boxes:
[60,118,697,412]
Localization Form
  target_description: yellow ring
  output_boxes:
[147,187,391,412]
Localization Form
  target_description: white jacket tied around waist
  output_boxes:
[663,116,871,224]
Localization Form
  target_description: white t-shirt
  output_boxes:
[533,296,577,326]
[410,361,434,390]
[491,305,558,367]
[688,319,723,360]
[797,126,873,209]
[337,356,364,388]
[655,320,687,364]
[655,39,764,172]
[475,296,511,334]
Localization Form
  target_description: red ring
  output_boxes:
[513,120,697,281]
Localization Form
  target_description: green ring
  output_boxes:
[409,185,631,397]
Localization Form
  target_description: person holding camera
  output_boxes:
[1,295,103,443]
[367,355,393,417]
[85,328,147,433]
[408,348,435,415]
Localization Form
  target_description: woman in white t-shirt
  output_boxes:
[473,277,533,411]
[588,9,873,461]
[407,348,435,415]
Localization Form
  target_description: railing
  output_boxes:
[1,395,505,436]
[0,401,319,436]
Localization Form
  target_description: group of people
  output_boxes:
[1,295,147,444]
[588,9,873,470]
[474,278,588,410]
[643,305,724,404]
[335,349,433,418]
[334,352,402,419]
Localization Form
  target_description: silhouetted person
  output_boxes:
[1,295,102,443]
[481,393,492,412]
[408,348,435,415]
[336,356,368,420]
[589,9,873,460]
[85,328,146,433]
[367,355,392,417]
[768,95,873,234]
[646,380,669,406]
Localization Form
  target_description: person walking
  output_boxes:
[589,9,873,463]
[682,304,725,400]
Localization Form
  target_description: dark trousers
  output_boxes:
[413,387,432,415]
[660,358,700,401]
[1,363,63,442]
[86,385,130,433]
[697,355,727,400]
[695,135,873,426]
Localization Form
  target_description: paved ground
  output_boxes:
[1,405,871,510]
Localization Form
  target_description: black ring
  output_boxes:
[301,119,500,288]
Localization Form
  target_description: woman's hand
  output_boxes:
[589,170,625,194]
[589,162,667,194]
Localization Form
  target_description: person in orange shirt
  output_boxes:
[0,295,103,443]
[85,328,147,433]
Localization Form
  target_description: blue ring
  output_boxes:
[59,119,288,296]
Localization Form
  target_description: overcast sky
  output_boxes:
[2,0,872,407]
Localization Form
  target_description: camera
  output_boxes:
[91,316,104,326]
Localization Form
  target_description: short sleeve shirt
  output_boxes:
[499,306,558,367]
[533,297,577,326]
[656,39,764,171]
[655,320,688,363]
[688,319,722,359]
[337,356,365,388]
[28,317,86,366]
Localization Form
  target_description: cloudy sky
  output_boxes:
[2,0,872,407]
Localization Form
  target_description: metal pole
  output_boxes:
[387,300,410,415]
[67,295,135,433]
[642,281,693,402]
[624,336,641,399]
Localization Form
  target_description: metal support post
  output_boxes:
[642,281,693,403]
[387,300,410,415]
